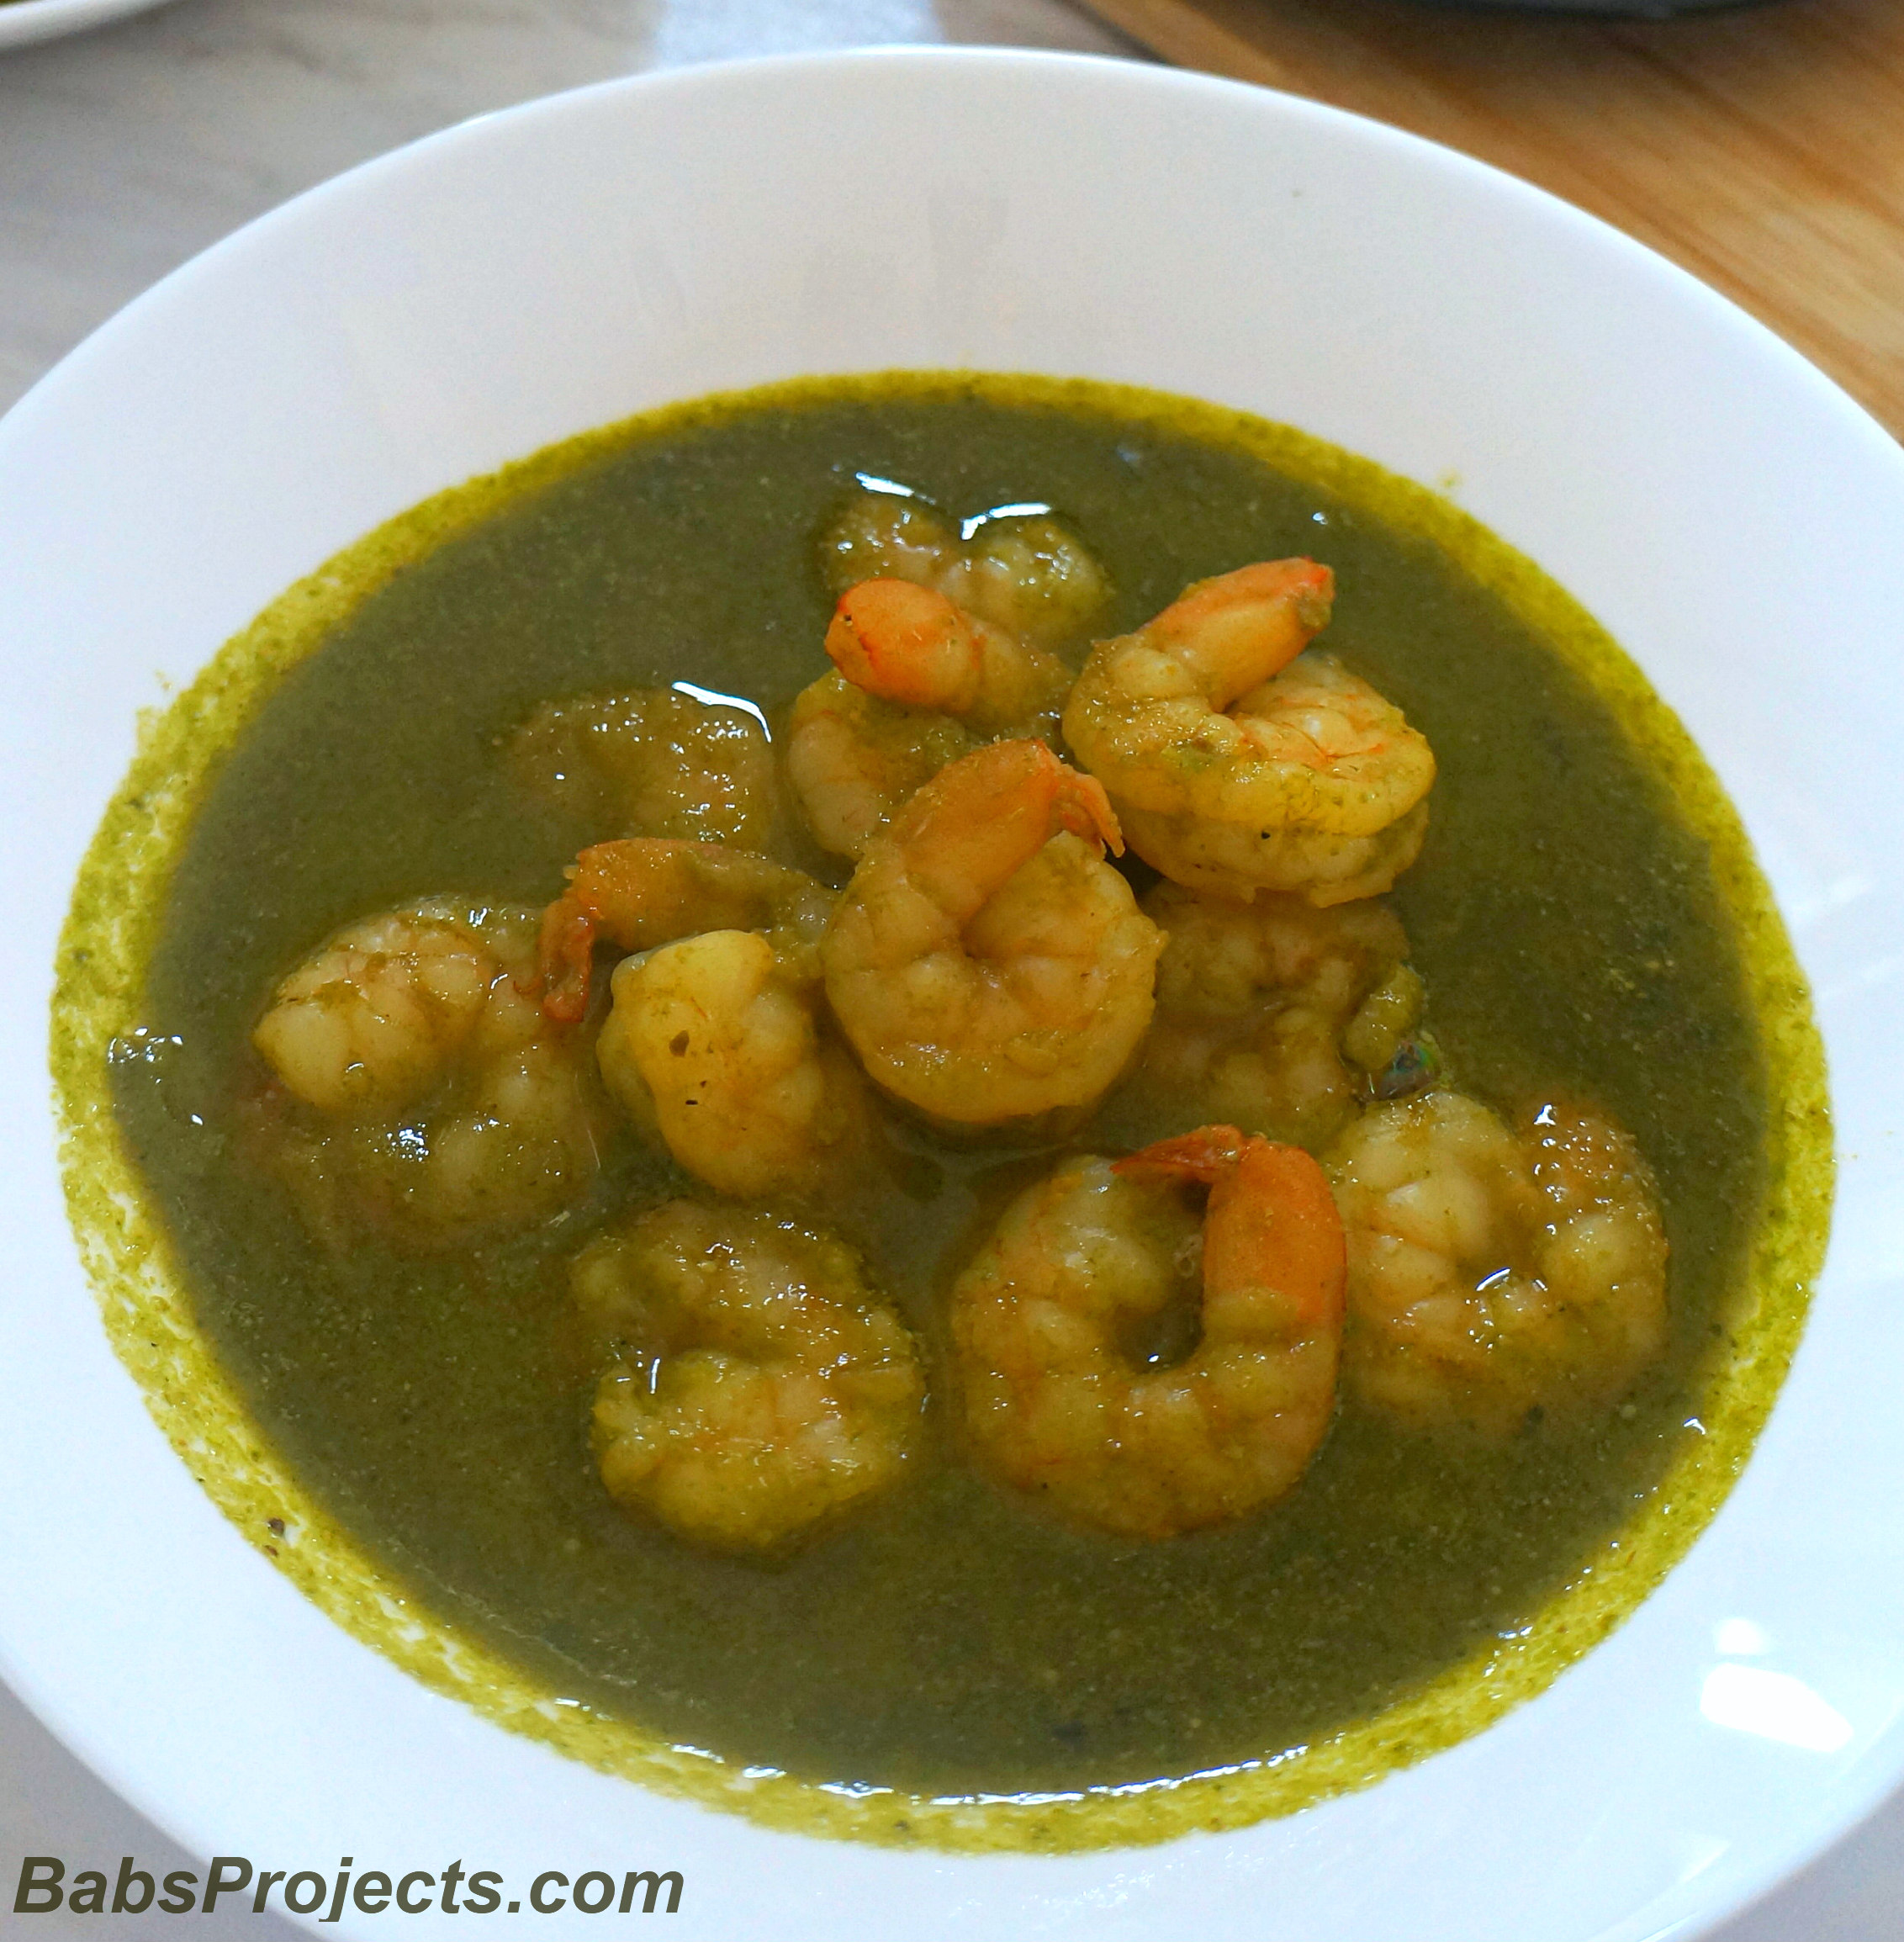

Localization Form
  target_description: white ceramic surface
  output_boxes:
[1,48,1901,1942]
[0,0,176,53]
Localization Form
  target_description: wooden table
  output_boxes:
[1077,0,1904,436]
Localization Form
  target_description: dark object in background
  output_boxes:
[1415,0,1774,13]
[1416,1,1774,11]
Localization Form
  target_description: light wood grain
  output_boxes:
[1077,0,1904,435]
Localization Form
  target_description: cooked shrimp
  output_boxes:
[821,739,1163,1127]
[1062,559,1436,905]
[506,685,775,849]
[595,928,871,1199]
[819,487,1110,648]
[251,899,609,1246]
[1135,881,1436,1149]
[538,839,832,1024]
[790,485,1108,860]
[950,1128,1346,1539]
[787,579,1071,860]
[577,1200,924,1551]
[1327,1090,1669,1437]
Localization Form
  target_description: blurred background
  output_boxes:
[1,3,1897,1936]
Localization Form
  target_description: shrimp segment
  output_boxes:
[821,739,1163,1126]
[1063,559,1436,905]
[950,1128,1346,1540]
[595,928,870,1199]
[577,1201,925,1552]
[1327,1090,1669,1437]
[538,839,831,1024]
[783,678,971,860]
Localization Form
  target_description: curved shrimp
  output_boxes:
[577,1200,925,1551]
[595,928,872,1200]
[1062,559,1437,905]
[950,1127,1346,1540]
[787,579,1071,860]
[1134,881,1436,1149]
[251,898,610,1246]
[538,839,833,1024]
[507,685,776,850]
[1327,1090,1669,1437]
[820,738,1163,1127]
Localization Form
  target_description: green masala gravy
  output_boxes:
[62,373,1828,1850]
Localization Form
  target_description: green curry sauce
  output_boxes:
[57,373,1829,1850]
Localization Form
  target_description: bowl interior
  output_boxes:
[1,48,1901,1942]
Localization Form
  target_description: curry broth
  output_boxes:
[88,375,1820,1830]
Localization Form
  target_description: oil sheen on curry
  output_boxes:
[93,374,1822,1844]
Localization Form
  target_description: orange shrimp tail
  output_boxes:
[537,887,595,1024]
[826,578,981,712]
[891,740,1120,919]
[534,838,729,1024]
[1113,1124,1249,1186]
[1117,1127,1346,1333]
[1055,766,1124,857]
[1221,1140,1347,1333]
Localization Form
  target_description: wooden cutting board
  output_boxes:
[1076,0,1904,436]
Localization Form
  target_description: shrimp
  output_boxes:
[1062,559,1437,905]
[251,898,610,1246]
[949,1128,1346,1539]
[506,685,776,849]
[1134,881,1436,1149]
[595,929,872,1199]
[818,486,1110,648]
[576,1200,925,1551]
[537,839,832,1024]
[786,579,1071,860]
[1327,1090,1669,1437]
[789,485,1109,860]
[821,739,1164,1128]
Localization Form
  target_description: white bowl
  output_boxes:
[0,0,177,53]
[2,47,1901,1942]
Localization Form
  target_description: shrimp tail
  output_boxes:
[537,884,595,1024]
[1113,1124,1249,1184]
[826,578,982,713]
[1118,1126,1346,1334]
[533,839,725,1023]
[1056,766,1124,856]
[891,739,1119,918]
